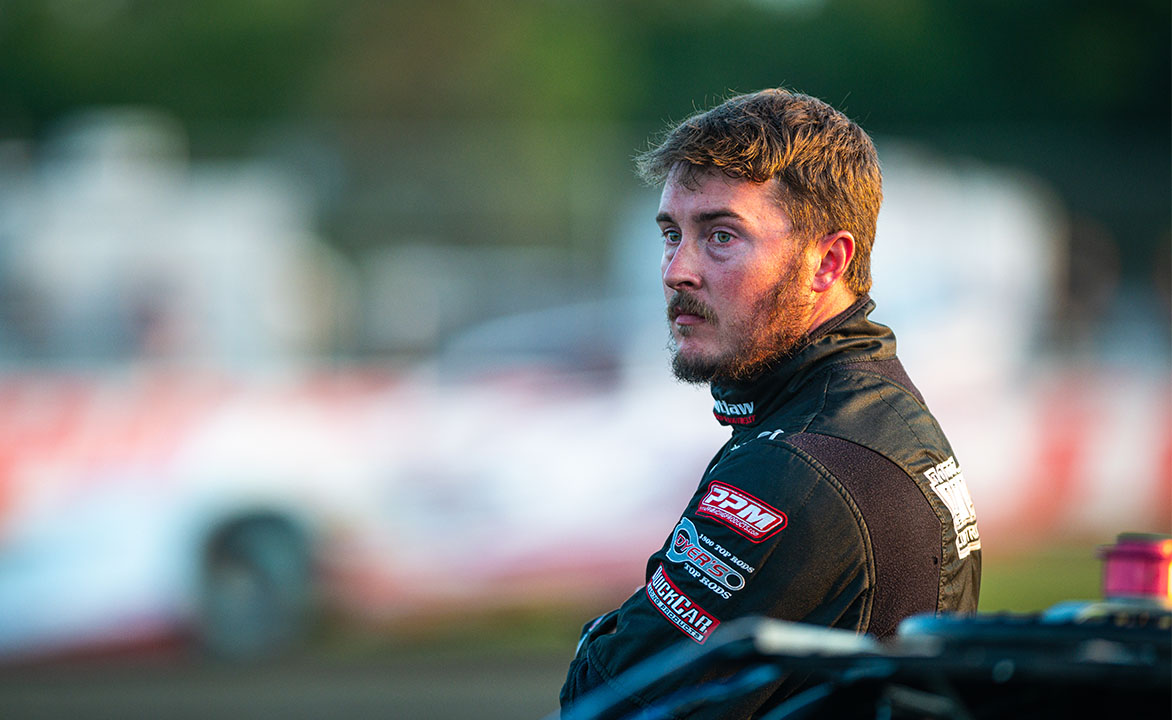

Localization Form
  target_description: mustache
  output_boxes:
[667,291,717,324]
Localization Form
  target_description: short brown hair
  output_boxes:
[635,88,882,295]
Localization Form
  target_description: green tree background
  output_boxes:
[2,0,1168,349]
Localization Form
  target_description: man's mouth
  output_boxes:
[667,292,716,326]
[672,313,705,326]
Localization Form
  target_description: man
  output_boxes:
[560,88,982,718]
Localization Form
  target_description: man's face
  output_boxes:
[657,168,815,384]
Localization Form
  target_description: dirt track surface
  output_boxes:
[0,647,572,720]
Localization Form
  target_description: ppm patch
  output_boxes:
[698,481,787,542]
[646,564,720,643]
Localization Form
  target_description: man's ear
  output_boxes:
[810,231,855,293]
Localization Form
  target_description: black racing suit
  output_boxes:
[560,297,982,719]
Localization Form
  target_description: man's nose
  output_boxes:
[662,239,702,290]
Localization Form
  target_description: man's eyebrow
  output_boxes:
[656,209,746,224]
[696,210,746,223]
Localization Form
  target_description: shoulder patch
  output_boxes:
[925,456,981,559]
[646,564,720,643]
[698,480,788,542]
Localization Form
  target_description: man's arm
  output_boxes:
[560,441,873,719]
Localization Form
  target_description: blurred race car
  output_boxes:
[0,299,725,662]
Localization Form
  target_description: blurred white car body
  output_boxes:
[0,301,729,661]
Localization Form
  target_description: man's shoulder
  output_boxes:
[742,356,962,516]
[691,433,871,573]
[772,360,983,588]
[795,357,955,470]
[701,429,868,521]
[709,424,924,508]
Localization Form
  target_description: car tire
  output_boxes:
[198,516,312,661]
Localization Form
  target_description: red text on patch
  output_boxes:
[698,481,787,542]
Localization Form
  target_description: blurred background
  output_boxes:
[0,1,1168,718]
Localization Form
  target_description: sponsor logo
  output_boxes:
[713,399,756,425]
[925,456,981,559]
[697,532,756,574]
[667,517,746,591]
[646,564,719,643]
[698,481,787,542]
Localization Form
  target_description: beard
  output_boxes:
[668,255,813,385]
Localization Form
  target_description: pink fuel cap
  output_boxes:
[1098,533,1172,607]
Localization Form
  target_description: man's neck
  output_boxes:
[805,284,858,336]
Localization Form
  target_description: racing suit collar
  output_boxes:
[709,295,893,429]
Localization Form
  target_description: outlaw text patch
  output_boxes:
[713,399,756,425]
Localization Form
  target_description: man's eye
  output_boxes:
[712,231,733,244]
[663,230,681,243]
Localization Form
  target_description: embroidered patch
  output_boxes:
[925,456,981,559]
[712,399,756,425]
[646,564,720,643]
[698,481,787,542]
[667,516,746,593]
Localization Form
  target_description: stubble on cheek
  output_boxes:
[667,254,813,385]
[725,273,812,380]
